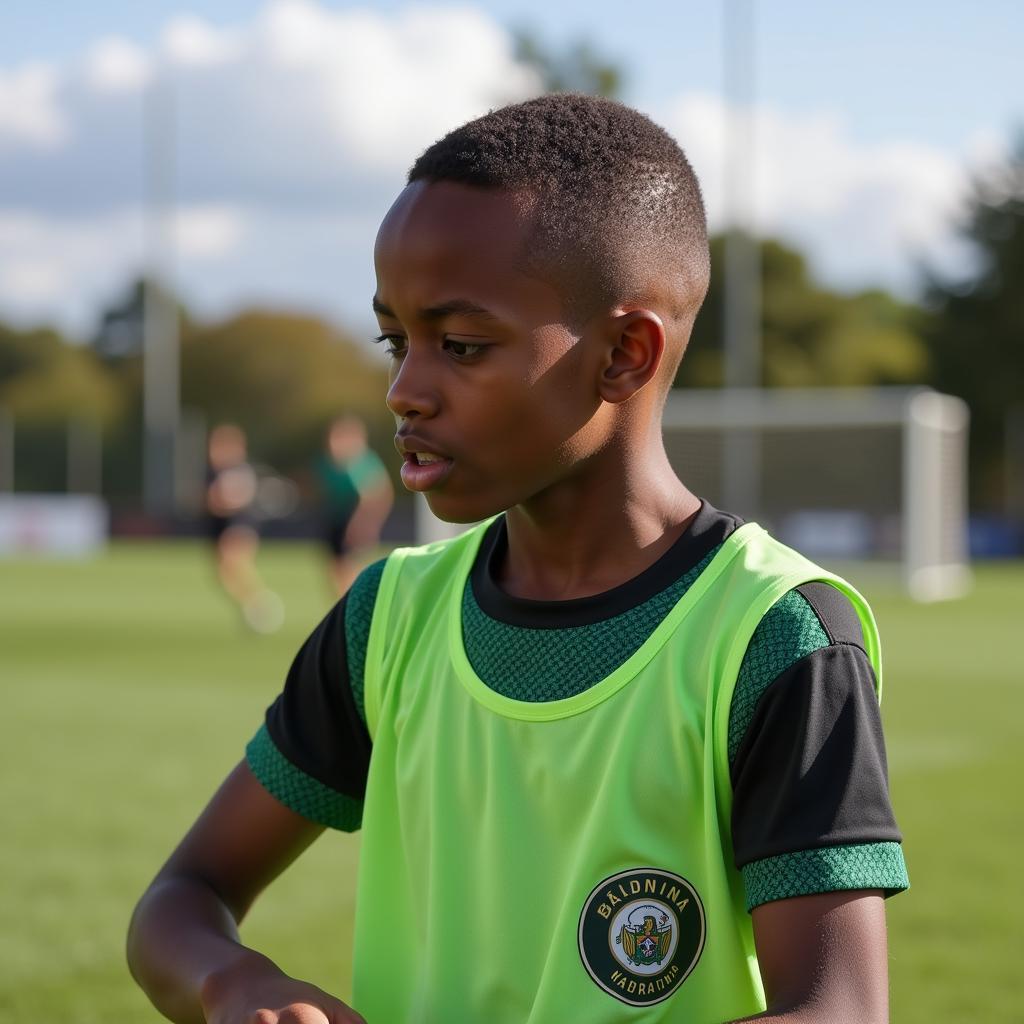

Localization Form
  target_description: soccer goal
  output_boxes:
[661,387,971,601]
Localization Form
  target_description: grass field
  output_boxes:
[2,541,1022,1022]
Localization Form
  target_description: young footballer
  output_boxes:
[313,414,393,597]
[128,94,907,1024]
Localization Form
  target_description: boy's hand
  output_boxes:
[128,762,365,1024]
[200,957,366,1024]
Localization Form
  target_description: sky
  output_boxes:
[0,0,1021,339]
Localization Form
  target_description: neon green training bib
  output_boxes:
[353,520,881,1023]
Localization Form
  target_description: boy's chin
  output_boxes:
[424,493,503,526]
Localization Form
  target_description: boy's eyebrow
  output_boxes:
[372,296,499,321]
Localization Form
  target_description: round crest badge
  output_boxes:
[577,868,706,1007]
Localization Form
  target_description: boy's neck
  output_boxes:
[497,448,699,602]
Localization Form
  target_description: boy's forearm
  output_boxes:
[126,875,277,1024]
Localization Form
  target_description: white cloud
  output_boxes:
[0,63,66,149]
[0,2,541,332]
[0,2,540,216]
[303,4,537,169]
[161,15,243,67]
[657,92,977,291]
[0,202,249,330]
[1,260,66,304]
[0,209,144,330]
[83,37,151,94]
[174,205,246,260]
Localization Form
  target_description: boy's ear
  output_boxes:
[598,309,666,404]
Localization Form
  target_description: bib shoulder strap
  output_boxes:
[363,520,495,737]
[708,525,882,813]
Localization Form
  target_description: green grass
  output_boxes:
[2,543,1021,1021]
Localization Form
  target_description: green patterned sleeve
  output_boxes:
[246,723,363,831]
[345,557,387,727]
[244,558,388,832]
[728,588,830,763]
[742,842,909,912]
[729,586,908,910]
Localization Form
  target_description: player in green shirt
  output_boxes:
[313,414,393,596]
[128,94,906,1023]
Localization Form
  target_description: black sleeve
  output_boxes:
[730,583,902,867]
[264,596,372,802]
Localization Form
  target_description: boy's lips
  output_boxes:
[395,435,454,492]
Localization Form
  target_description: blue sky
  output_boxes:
[0,1,1020,336]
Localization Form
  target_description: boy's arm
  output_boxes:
[726,890,889,1023]
[344,473,394,549]
[127,761,365,1024]
[721,582,902,1023]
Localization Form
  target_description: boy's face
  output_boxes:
[373,181,607,523]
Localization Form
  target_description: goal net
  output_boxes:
[661,387,971,601]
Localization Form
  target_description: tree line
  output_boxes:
[0,285,391,505]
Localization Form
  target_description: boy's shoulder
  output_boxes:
[345,522,493,638]
[346,555,390,624]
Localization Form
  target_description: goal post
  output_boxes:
[661,387,971,601]
[902,390,971,601]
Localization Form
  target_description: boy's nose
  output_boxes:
[386,349,440,420]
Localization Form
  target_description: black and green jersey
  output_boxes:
[313,447,388,519]
[247,501,908,914]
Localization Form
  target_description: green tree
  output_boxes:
[81,283,395,501]
[678,234,928,389]
[180,309,391,472]
[0,322,121,425]
[0,321,124,493]
[922,138,1024,510]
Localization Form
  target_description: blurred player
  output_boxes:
[313,414,393,596]
[205,423,283,634]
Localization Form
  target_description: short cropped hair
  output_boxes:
[409,93,710,327]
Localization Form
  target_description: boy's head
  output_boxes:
[374,94,709,522]
[408,93,709,335]
[327,414,367,462]
[208,423,247,469]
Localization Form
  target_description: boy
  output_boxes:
[205,423,283,634]
[128,94,907,1023]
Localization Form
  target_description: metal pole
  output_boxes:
[722,0,760,390]
[721,0,761,518]
[1006,404,1024,523]
[175,408,208,515]
[67,419,103,494]
[143,71,180,517]
[0,407,13,492]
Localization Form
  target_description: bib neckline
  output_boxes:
[448,521,765,721]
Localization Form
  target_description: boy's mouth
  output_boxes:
[400,451,453,491]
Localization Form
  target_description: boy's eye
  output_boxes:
[443,338,484,359]
[373,334,406,358]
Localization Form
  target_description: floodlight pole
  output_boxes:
[722,0,762,518]
[67,419,102,495]
[143,71,180,517]
[0,407,13,492]
[1006,404,1024,522]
